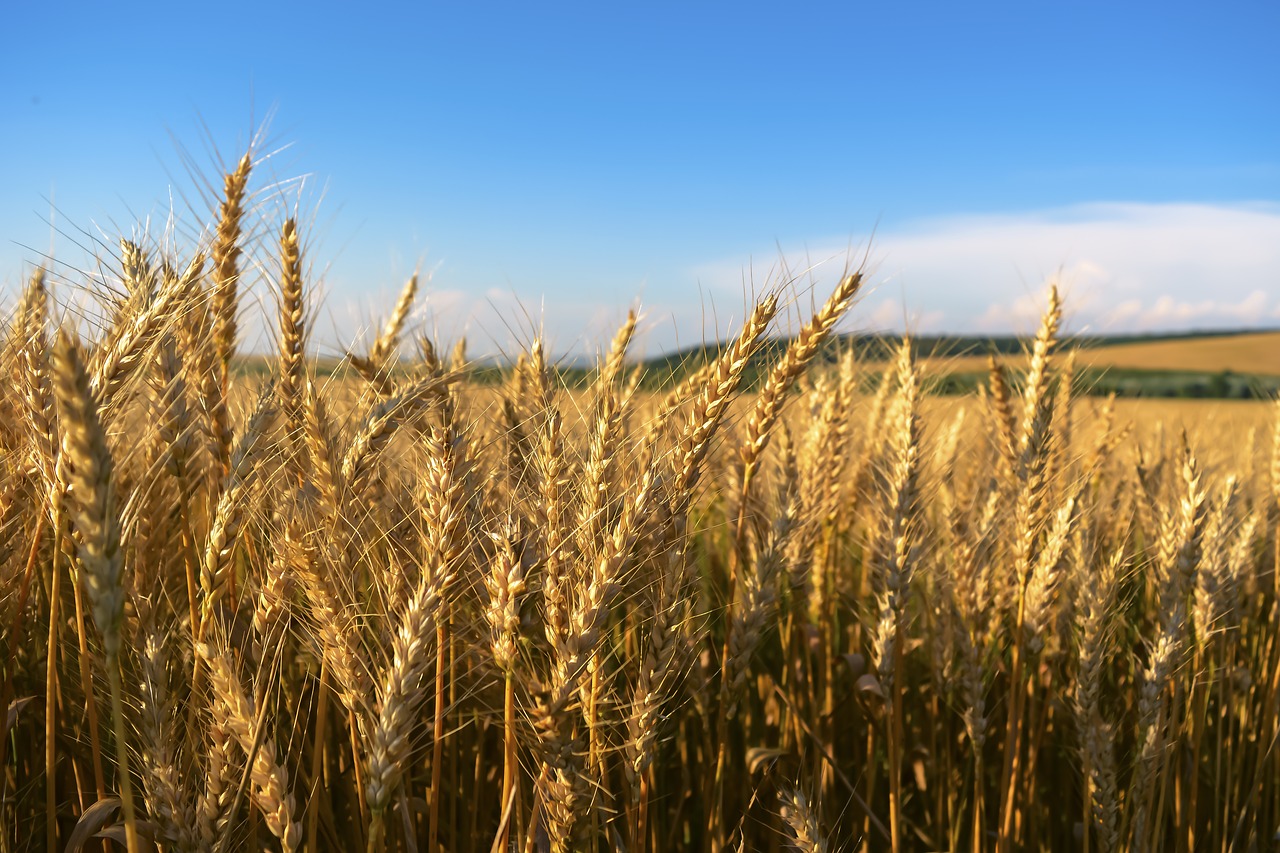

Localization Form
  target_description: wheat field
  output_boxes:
[2,153,1279,853]
[935,333,1280,378]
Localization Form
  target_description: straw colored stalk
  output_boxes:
[698,294,782,851]
[418,424,468,853]
[535,455,660,852]
[1129,440,1206,851]
[997,286,1063,853]
[51,330,139,853]
[484,517,526,853]
[2,269,62,832]
[364,543,460,849]
[363,426,466,851]
[1269,398,1279,597]
[576,311,639,814]
[1074,546,1123,853]
[625,547,694,851]
[868,338,923,853]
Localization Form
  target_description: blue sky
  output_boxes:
[2,1,1277,355]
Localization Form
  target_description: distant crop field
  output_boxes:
[1083,331,1280,375]
[936,330,1280,376]
[3,152,1279,853]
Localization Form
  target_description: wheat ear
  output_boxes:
[576,310,637,558]
[676,293,780,518]
[198,640,302,853]
[1268,398,1279,599]
[212,154,251,384]
[997,285,1063,853]
[211,152,252,473]
[778,786,830,853]
[350,273,419,395]
[741,271,862,485]
[869,337,923,853]
[51,330,140,853]
[137,629,197,851]
[365,430,465,849]
[277,218,307,446]
[199,385,275,627]
[91,252,204,411]
[484,517,526,853]
[1075,546,1123,853]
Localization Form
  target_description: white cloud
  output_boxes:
[320,201,1280,357]
[687,202,1280,337]
[1125,289,1270,326]
[865,299,905,330]
[862,297,946,334]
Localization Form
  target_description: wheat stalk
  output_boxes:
[198,640,302,853]
[51,329,140,853]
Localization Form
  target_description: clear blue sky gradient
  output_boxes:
[3,1,1277,353]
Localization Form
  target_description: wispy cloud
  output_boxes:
[687,202,1280,337]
